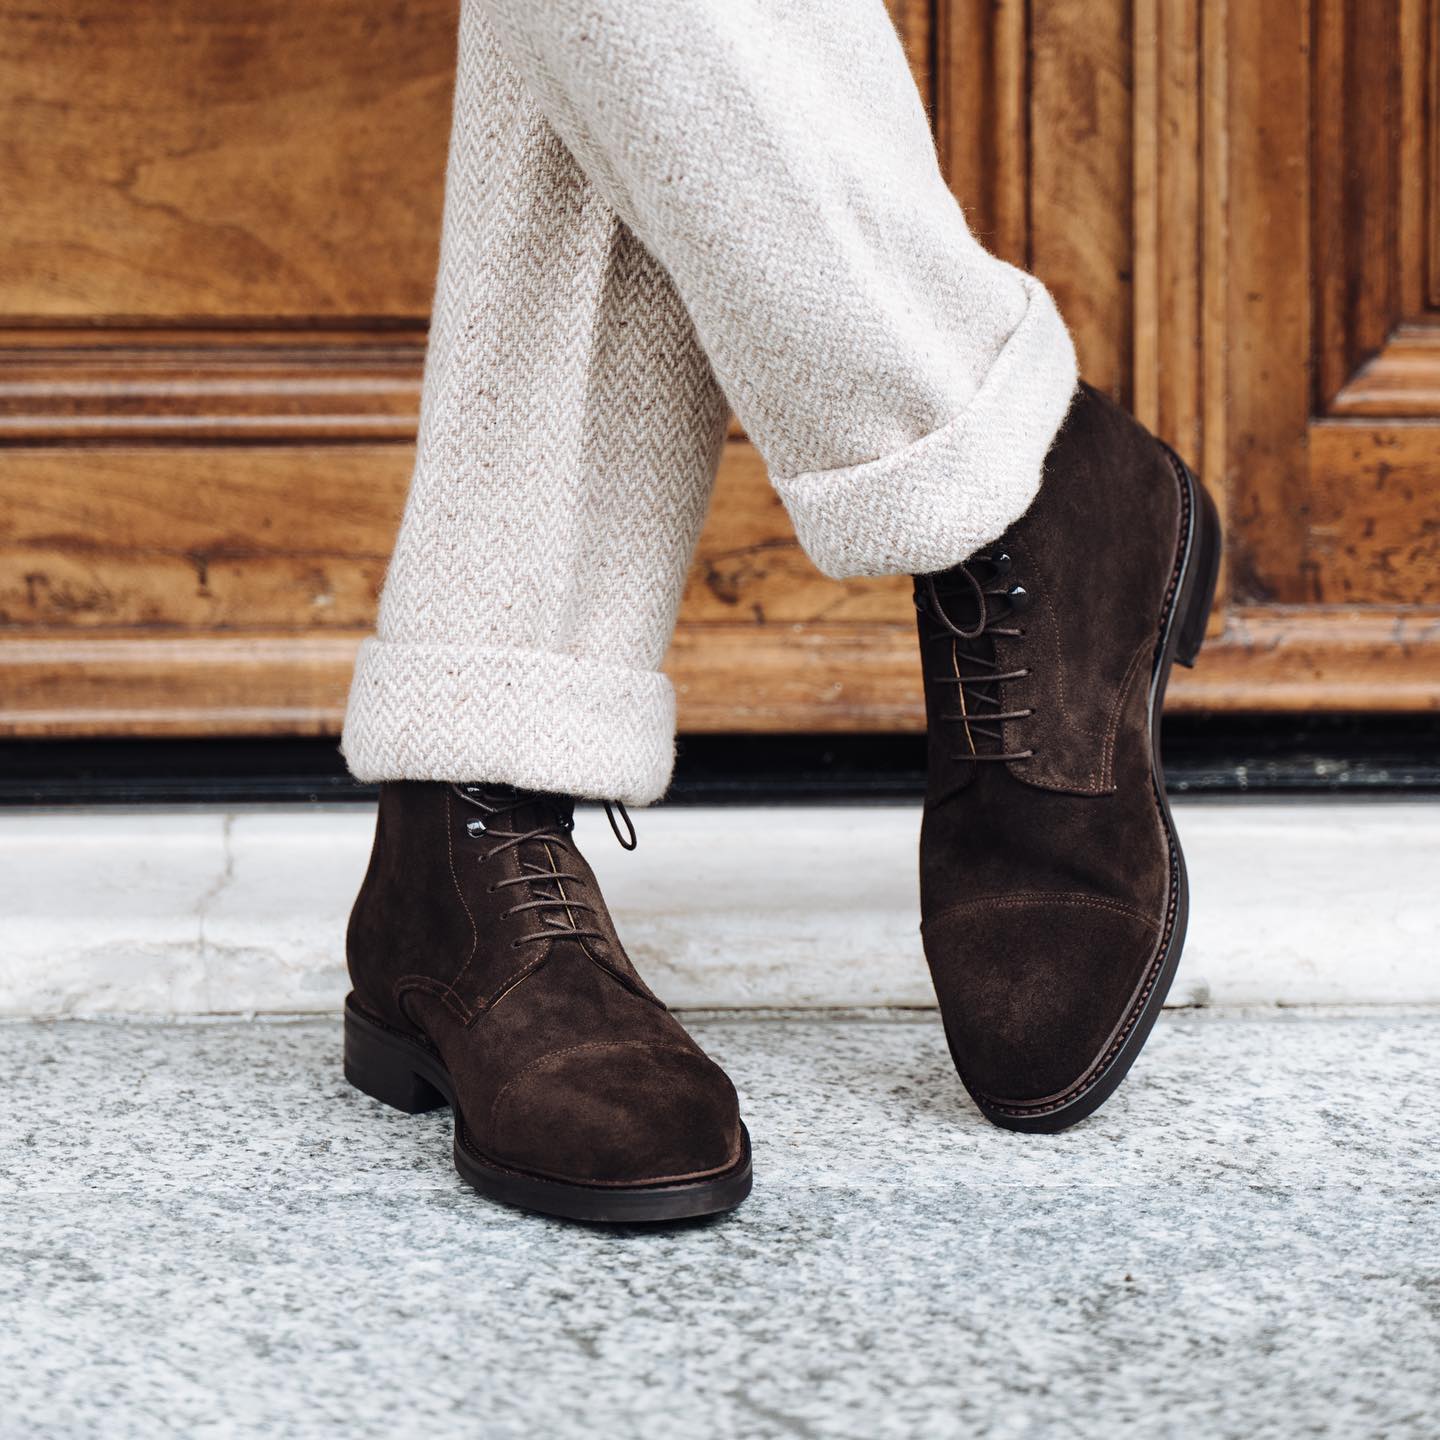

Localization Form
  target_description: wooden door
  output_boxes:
[1,0,1435,740]
[936,0,1440,715]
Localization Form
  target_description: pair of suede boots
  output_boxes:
[343,386,1221,1223]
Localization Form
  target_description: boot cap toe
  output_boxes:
[926,892,1164,1106]
[486,1040,744,1186]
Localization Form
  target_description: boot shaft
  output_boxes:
[347,781,649,1032]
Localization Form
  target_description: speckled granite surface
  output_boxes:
[2,1011,1437,1439]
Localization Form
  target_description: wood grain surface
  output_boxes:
[0,0,455,321]
[1,0,1436,737]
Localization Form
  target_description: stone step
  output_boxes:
[2,1009,1435,1436]
[1,800,1435,1016]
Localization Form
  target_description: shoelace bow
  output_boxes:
[453,784,636,951]
[916,550,1038,763]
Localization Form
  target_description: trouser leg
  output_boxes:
[478,0,1078,578]
[342,5,727,805]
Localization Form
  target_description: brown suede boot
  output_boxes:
[914,382,1221,1132]
[344,782,751,1221]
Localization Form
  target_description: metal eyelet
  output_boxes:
[465,818,486,837]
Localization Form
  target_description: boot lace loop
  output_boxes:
[452,785,637,949]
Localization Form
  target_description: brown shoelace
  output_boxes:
[916,551,1037,763]
[453,784,636,951]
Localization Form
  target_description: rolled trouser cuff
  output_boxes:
[342,638,676,806]
[772,274,1079,579]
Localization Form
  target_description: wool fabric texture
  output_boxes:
[343,0,1078,805]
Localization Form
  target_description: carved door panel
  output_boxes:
[937,0,1440,716]
[0,0,452,735]
[1,0,1433,739]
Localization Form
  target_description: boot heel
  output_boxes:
[344,998,447,1115]
[1175,467,1222,669]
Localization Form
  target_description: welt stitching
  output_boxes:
[453,1112,745,1189]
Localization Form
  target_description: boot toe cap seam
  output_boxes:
[925,890,1163,934]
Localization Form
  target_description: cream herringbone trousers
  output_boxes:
[342,0,1078,804]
